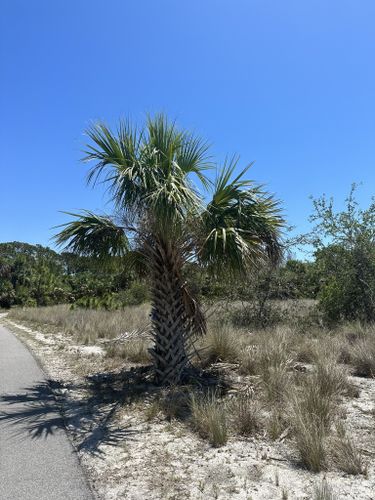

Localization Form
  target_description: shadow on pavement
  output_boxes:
[0,368,148,455]
[0,364,228,456]
[0,382,64,439]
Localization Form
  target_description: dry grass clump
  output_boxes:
[350,339,375,377]
[313,359,350,400]
[262,363,293,404]
[329,423,365,475]
[267,409,288,440]
[190,391,228,447]
[334,323,375,377]
[238,345,260,375]
[105,340,150,363]
[9,303,151,343]
[312,479,337,500]
[291,400,327,472]
[238,327,294,373]
[200,323,241,365]
[289,359,348,471]
[294,336,318,363]
[240,328,295,403]
[230,391,262,436]
[159,386,192,421]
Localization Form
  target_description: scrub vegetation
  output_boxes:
[2,115,375,499]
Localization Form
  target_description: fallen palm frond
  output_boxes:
[99,324,152,344]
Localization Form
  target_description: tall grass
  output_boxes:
[330,423,365,475]
[351,339,375,377]
[7,300,370,479]
[290,358,348,471]
[9,304,150,342]
[200,324,240,365]
[231,392,262,436]
[9,304,151,362]
[312,479,337,500]
[190,391,228,447]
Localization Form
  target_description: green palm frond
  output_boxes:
[84,122,146,213]
[175,133,212,190]
[197,158,284,275]
[82,114,211,229]
[54,211,129,258]
[121,250,149,277]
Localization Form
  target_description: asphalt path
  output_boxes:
[0,322,94,500]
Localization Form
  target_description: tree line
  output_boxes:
[2,184,375,328]
[0,241,148,310]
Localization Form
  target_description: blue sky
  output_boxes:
[1,0,375,253]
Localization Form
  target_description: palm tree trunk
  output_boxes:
[148,238,190,385]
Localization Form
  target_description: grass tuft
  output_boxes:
[231,391,262,436]
[351,339,375,377]
[312,479,336,500]
[291,401,327,472]
[330,423,365,475]
[190,391,228,447]
[289,362,346,472]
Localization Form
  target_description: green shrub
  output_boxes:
[122,281,149,306]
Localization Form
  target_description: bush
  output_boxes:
[308,186,375,323]
[122,281,149,306]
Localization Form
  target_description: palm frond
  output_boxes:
[82,115,210,231]
[197,160,284,275]
[54,211,129,258]
[121,250,149,277]
[83,121,145,213]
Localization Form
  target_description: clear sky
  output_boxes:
[1,0,374,252]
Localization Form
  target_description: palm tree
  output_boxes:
[55,114,284,385]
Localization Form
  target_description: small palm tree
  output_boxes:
[55,115,284,385]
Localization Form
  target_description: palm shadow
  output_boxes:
[0,364,228,456]
[0,383,64,439]
[0,367,152,456]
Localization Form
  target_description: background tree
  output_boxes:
[307,184,375,322]
[0,242,142,309]
[55,114,284,384]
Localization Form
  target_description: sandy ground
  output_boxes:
[2,315,375,500]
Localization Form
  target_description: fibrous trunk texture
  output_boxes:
[148,239,190,385]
